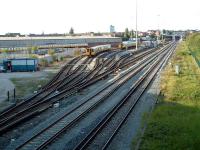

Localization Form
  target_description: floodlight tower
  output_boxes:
[157,14,160,42]
[135,0,138,50]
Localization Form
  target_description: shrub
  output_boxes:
[40,58,48,67]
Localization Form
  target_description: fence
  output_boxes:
[189,50,200,68]
[6,88,17,103]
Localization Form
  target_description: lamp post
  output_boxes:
[157,14,160,43]
[135,0,138,50]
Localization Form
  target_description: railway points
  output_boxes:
[0,41,177,150]
[0,0,197,148]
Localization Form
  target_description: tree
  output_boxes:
[69,27,74,35]
[168,30,173,35]
[31,46,38,51]
[27,47,32,54]
[40,58,48,67]
[162,29,166,34]
[124,28,130,39]
[48,49,55,56]
[74,49,80,56]
[130,30,135,38]
[150,33,156,39]
[1,49,8,53]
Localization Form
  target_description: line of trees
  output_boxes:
[124,28,135,39]
[69,27,74,35]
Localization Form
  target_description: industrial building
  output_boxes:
[0,36,122,49]
[110,25,115,33]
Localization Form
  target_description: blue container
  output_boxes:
[4,58,38,72]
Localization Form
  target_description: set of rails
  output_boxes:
[0,48,159,133]
[0,42,176,150]
[74,43,176,150]
[6,43,176,150]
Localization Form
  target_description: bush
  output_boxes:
[40,58,48,67]
[60,56,64,61]
[1,49,9,53]
[52,55,57,62]
[29,54,38,59]
[74,49,81,56]
[48,49,55,56]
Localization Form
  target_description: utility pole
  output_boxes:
[157,14,160,43]
[162,30,164,45]
[135,0,138,50]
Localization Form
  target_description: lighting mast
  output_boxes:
[135,0,138,50]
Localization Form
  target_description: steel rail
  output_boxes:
[73,43,176,150]
[0,44,173,134]
[12,43,173,147]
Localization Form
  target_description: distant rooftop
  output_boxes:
[0,36,120,41]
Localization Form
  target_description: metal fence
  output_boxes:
[189,50,200,68]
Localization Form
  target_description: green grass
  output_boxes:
[187,33,200,60]
[193,50,200,61]
[11,73,55,101]
[136,41,200,150]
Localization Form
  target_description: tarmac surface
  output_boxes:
[0,69,58,103]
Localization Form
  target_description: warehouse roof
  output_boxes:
[0,36,121,41]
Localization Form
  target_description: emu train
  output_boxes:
[119,41,137,49]
[83,44,111,56]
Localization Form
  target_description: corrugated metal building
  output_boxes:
[0,36,122,49]
[3,58,38,72]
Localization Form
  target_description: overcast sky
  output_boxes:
[0,0,199,34]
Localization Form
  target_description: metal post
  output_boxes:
[157,14,160,43]
[135,0,138,50]
[162,31,164,46]
[7,91,10,101]
[13,88,16,102]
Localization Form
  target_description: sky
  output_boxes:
[0,0,200,34]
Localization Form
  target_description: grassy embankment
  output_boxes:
[187,33,200,61]
[137,35,200,149]
[0,73,55,111]
[11,72,55,101]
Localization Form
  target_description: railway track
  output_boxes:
[102,43,176,150]
[0,57,89,120]
[6,42,176,150]
[0,57,93,129]
[0,57,85,119]
[42,57,92,91]
[73,43,176,150]
[0,44,173,135]
[42,56,82,89]
[0,52,120,133]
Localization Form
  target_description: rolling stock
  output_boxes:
[119,41,137,49]
[84,44,111,56]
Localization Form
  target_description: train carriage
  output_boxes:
[119,41,137,49]
[84,44,111,56]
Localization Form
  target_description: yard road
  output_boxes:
[0,71,51,102]
[0,76,15,102]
